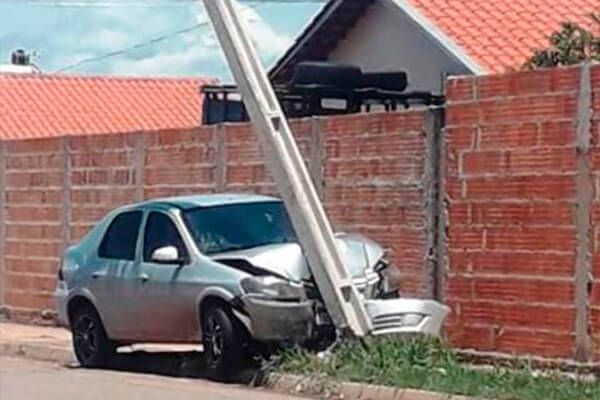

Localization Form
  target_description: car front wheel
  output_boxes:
[202,305,244,381]
[71,304,116,368]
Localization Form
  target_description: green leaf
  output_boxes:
[524,10,600,69]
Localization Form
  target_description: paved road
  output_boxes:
[0,356,305,400]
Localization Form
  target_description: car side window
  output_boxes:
[98,211,143,261]
[143,212,188,262]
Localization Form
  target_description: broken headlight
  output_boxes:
[241,276,305,301]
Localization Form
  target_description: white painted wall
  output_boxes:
[328,0,472,94]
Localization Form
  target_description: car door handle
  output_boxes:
[92,272,103,280]
[139,273,150,283]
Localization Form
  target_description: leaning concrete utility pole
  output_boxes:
[202,0,372,336]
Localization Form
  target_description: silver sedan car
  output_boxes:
[55,194,398,380]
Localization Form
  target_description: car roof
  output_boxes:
[133,193,281,211]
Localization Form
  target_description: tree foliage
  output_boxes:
[524,13,600,69]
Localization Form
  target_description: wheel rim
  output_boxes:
[204,315,224,366]
[74,315,97,362]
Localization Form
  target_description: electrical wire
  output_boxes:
[53,22,209,73]
[51,2,275,73]
[5,0,325,7]
[10,0,323,73]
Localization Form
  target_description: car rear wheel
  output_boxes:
[202,305,244,382]
[71,304,116,368]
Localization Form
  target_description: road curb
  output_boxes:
[0,337,483,400]
[0,341,75,365]
[265,373,487,400]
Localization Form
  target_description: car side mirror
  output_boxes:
[151,246,184,265]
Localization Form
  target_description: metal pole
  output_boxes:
[202,0,371,336]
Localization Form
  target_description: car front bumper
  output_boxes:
[365,298,450,336]
[238,295,314,341]
[236,295,449,341]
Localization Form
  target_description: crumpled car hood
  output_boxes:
[212,233,384,282]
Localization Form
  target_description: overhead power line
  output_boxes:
[53,22,209,73]
[51,3,270,73]
[9,0,325,7]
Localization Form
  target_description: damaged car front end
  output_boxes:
[207,225,448,346]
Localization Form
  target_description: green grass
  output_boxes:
[274,336,600,400]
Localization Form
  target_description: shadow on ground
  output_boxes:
[67,351,262,384]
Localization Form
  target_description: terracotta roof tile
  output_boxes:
[272,0,599,81]
[408,0,599,73]
[0,73,217,140]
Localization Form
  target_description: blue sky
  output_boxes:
[0,0,321,82]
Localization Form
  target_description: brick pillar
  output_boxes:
[60,137,72,252]
[214,124,228,193]
[423,108,445,301]
[134,133,146,202]
[574,62,594,362]
[309,117,325,198]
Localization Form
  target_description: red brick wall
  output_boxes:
[70,134,140,243]
[2,139,66,322]
[591,66,600,362]
[5,65,596,362]
[322,113,430,294]
[0,111,433,322]
[444,65,599,360]
[143,127,221,199]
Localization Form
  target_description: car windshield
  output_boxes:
[182,201,297,255]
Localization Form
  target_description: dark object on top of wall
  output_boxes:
[203,86,248,126]
[291,62,408,92]
[202,61,443,125]
[291,62,363,89]
[11,49,31,66]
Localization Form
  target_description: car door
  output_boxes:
[135,211,196,342]
[92,210,143,340]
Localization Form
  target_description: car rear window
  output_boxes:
[98,211,143,261]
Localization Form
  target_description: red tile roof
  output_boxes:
[0,74,217,140]
[271,0,599,80]
[409,0,599,73]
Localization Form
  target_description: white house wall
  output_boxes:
[328,0,472,93]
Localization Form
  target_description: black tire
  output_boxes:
[71,304,116,368]
[303,325,337,352]
[202,305,244,382]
